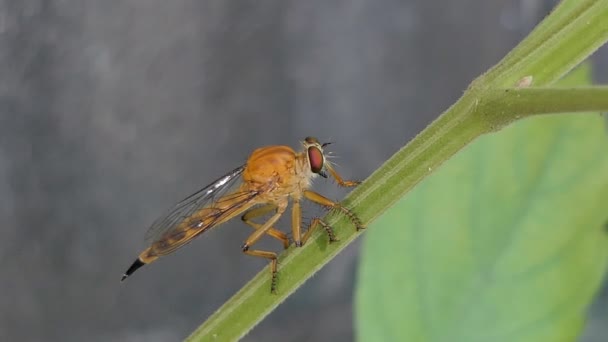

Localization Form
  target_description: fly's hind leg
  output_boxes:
[242,204,290,249]
[303,190,364,231]
[241,207,285,293]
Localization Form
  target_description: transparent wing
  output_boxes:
[143,165,257,249]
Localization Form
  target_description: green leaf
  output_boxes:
[355,67,608,342]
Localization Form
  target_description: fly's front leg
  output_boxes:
[303,190,364,231]
[326,164,361,187]
[241,207,285,293]
[242,204,290,249]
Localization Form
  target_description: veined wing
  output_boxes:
[143,165,258,255]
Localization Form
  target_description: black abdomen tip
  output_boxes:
[121,258,145,281]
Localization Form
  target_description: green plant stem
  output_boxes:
[481,87,608,129]
[186,0,608,340]
[482,0,608,87]
[340,87,608,229]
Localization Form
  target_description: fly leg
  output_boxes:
[301,217,337,245]
[241,204,290,249]
[242,205,286,293]
[303,188,365,242]
[292,198,337,246]
[326,164,361,187]
[292,198,302,247]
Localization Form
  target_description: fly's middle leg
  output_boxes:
[291,198,302,247]
[301,217,337,245]
[303,190,364,231]
[292,198,337,246]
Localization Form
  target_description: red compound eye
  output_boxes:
[308,146,324,174]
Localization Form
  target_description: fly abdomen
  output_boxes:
[121,258,145,281]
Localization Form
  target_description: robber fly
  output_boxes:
[121,137,363,292]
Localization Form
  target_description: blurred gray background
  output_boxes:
[1,0,607,341]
